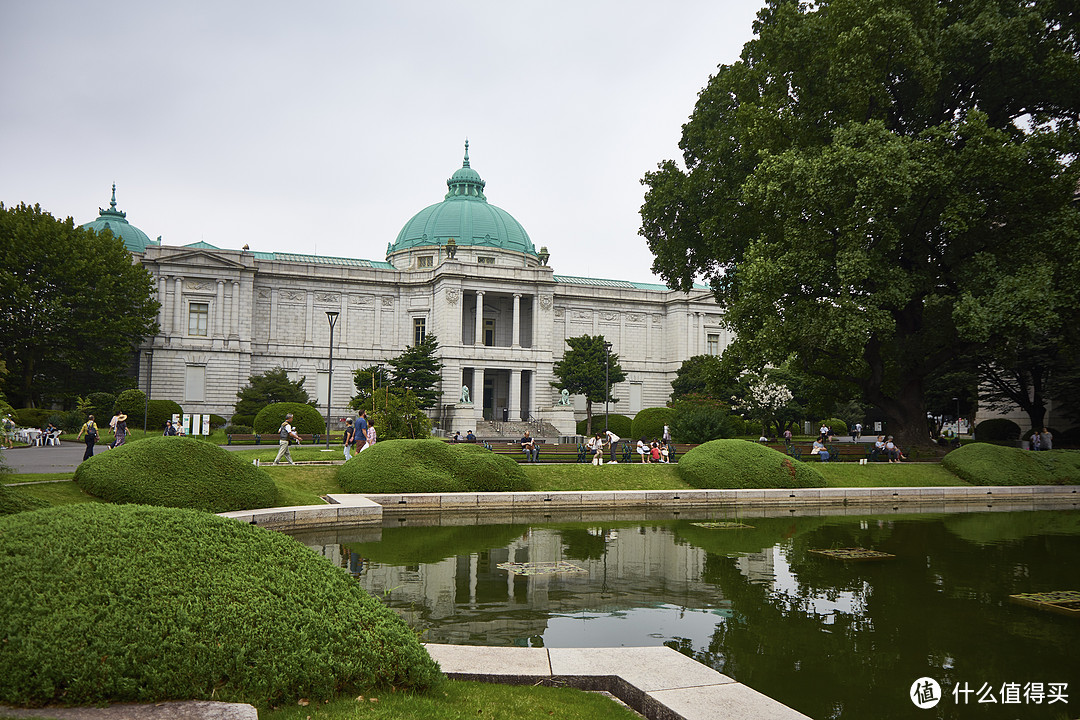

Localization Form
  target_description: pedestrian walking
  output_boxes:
[77,415,99,461]
[273,413,302,465]
[112,413,128,448]
[342,418,355,461]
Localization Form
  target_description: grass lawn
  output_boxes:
[523,462,690,491]
[2,472,74,485]
[9,481,103,505]
[815,463,970,487]
[258,680,640,720]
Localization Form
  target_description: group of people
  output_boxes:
[75,412,130,461]
[584,429,625,465]
[871,435,907,463]
[636,437,670,464]
[269,409,379,466]
[450,430,477,443]
[1029,428,1053,451]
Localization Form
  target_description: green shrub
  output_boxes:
[576,413,632,437]
[112,389,147,428]
[147,399,183,433]
[254,402,326,435]
[1057,427,1080,448]
[678,439,826,489]
[84,392,116,424]
[230,413,255,428]
[74,436,277,512]
[338,439,531,493]
[0,504,442,707]
[821,417,848,436]
[942,443,1080,485]
[631,407,674,442]
[728,415,747,437]
[209,413,228,430]
[973,418,1022,443]
[13,408,51,429]
[49,410,83,434]
[0,484,49,515]
[224,424,254,435]
[669,402,735,443]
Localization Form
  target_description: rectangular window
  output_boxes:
[185,365,206,402]
[478,256,495,265]
[483,318,495,347]
[188,302,209,336]
[707,333,720,356]
[414,317,426,345]
[418,255,434,268]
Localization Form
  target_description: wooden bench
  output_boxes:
[767,442,872,462]
[226,433,343,445]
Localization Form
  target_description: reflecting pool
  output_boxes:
[290,509,1080,719]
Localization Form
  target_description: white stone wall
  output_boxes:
[136,245,727,428]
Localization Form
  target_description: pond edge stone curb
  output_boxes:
[217,485,1079,529]
[424,644,811,720]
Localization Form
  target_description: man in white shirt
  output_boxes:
[273,413,302,465]
[604,429,621,463]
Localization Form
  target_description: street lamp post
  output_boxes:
[604,341,612,432]
[143,350,153,435]
[325,312,339,450]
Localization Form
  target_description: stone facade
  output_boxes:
[136,243,728,431]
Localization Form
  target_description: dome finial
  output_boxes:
[463,139,470,168]
[110,183,117,211]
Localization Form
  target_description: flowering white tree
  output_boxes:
[733,371,794,438]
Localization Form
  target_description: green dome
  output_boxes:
[390,142,536,257]
[81,185,154,254]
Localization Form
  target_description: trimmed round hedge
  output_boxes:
[678,439,826,489]
[577,413,633,438]
[631,407,673,442]
[253,402,326,435]
[0,504,442,707]
[338,439,531,493]
[147,399,183,433]
[0,483,49,515]
[74,436,277,512]
[821,417,848,436]
[942,442,1080,485]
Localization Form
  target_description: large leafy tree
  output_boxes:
[552,335,626,436]
[640,0,1080,450]
[234,367,311,420]
[0,203,160,408]
[388,334,443,410]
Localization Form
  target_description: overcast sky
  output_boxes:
[2,1,763,284]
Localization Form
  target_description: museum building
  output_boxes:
[82,145,728,433]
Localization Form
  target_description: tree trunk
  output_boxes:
[875,379,935,453]
[585,398,593,436]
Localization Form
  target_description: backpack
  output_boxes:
[86,421,98,440]
[279,423,290,440]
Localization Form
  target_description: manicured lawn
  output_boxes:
[815,463,970,487]
[261,466,341,506]
[2,472,73,485]
[523,462,690,491]
[10,481,103,505]
[259,680,640,720]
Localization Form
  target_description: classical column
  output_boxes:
[230,281,240,337]
[214,280,225,343]
[686,311,694,358]
[509,369,521,421]
[172,277,184,337]
[512,294,521,348]
[269,288,279,342]
[158,276,169,337]
[697,312,704,355]
[305,290,314,345]
[475,367,486,425]
[474,291,485,346]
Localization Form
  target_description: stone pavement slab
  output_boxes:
[547,646,735,693]
[650,683,812,720]
[0,701,256,719]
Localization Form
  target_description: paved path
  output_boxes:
[3,442,89,474]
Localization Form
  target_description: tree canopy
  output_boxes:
[233,367,311,421]
[0,203,160,408]
[388,334,443,410]
[551,335,626,436]
[640,0,1080,449]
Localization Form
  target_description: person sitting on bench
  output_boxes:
[520,431,539,463]
[811,436,830,462]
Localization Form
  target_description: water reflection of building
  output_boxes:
[324,526,727,646]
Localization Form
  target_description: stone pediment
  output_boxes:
[149,247,248,271]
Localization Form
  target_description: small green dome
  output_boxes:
[390,142,536,257]
[81,185,153,254]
